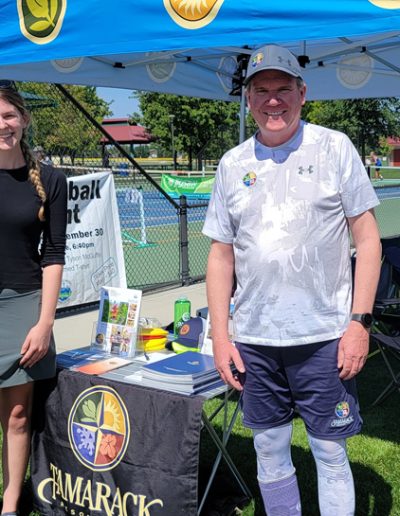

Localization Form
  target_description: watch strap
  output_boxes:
[351,313,373,328]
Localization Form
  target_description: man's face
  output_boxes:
[246,70,306,147]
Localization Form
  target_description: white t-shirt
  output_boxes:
[202,121,379,346]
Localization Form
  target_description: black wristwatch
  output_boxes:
[351,313,373,329]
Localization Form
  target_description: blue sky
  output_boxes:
[97,87,139,118]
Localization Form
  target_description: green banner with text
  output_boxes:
[161,174,214,199]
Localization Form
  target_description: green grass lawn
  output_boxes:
[372,167,400,181]
[199,344,400,516]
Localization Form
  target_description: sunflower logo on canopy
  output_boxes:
[164,0,224,29]
[68,385,130,471]
[368,0,400,7]
[17,0,66,44]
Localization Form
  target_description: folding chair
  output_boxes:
[369,236,400,406]
[380,236,400,298]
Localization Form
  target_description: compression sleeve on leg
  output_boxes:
[254,424,301,515]
[308,434,355,516]
[253,423,295,482]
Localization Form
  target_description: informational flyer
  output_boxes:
[72,356,131,375]
[58,171,127,308]
[92,286,142,357]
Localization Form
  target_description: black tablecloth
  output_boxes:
[31,368,204,515]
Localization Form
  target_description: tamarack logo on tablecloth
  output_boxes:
[164,0,224,29]
[17,0,67,44]
[68,385,130,471]
[36,385,165,513]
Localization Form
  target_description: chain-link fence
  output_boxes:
[375,194,400,239]
[17,81,400,298]
[17,81,211,294]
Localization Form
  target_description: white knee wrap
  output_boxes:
[253,423,296,483]
[308,434,348,472]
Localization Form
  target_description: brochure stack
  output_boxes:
[140,351,222,395]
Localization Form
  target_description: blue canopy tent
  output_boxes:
[0,0,400,104]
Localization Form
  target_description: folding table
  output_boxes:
[31,357,252,515]
[102,360,253,514]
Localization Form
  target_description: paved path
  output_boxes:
[54,282,207,352]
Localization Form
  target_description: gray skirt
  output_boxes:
[0,289,56,388]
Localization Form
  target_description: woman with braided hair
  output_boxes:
[0,82,67,515]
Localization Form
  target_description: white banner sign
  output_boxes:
[58,171,127,308]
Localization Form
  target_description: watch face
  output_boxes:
[362,313,373,327]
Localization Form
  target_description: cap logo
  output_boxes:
[251,52,264,69]
[179,323,191,336]
[277,55,294,69]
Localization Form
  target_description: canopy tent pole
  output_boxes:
[239,85,247,143]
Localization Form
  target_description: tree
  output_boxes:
[134,92,240,170]
[19,82,111,164]
[303,98,400,163]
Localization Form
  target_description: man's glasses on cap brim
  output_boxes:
[0,80,16,90]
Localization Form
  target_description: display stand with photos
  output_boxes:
[92,286,142,357]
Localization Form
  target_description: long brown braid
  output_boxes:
[0,87,47,221]
[20,136,47,221]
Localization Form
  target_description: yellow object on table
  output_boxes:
[138,327,168,352]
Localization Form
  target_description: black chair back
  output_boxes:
[382,236,400,290]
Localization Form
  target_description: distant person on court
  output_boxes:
[33,145,54,166]
[370,151,383,180]
[0,82,67,515]
[203,45,381,515]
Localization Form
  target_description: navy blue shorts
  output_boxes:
[236,339,362,439]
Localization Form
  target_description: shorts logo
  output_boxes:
[335,401,350,418]
[68,386,130,471]
[243,172,257,187]
[331,401,354,428]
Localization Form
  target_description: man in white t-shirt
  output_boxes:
[203,44,381,515]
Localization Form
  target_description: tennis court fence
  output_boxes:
[18,81,400,305]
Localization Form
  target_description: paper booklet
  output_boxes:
[141,351,218,384]
[138,375,224,395]
[72,356,131,375]
[56,347,106,370]
[91,286,142,357]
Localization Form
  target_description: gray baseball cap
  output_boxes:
[244,45,303,85]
